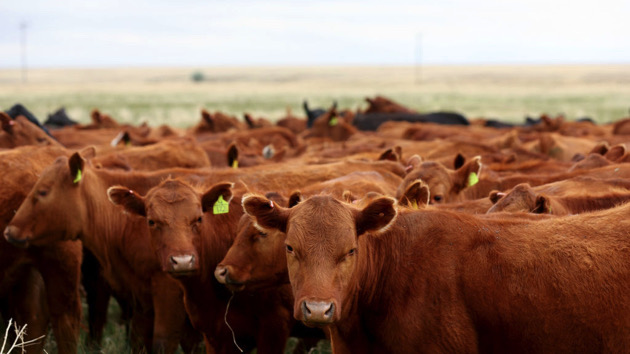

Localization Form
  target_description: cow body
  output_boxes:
[244,194,630,353]
[4,154,199,353]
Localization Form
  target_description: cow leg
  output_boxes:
[254,306,292,354]
[130,300,154,354]
[7,267,49,354]
[35,242,82,354]
[179,317,203,354]
[151,274,192,354]
[81,247,111,348]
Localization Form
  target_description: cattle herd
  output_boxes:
[2,96,630,353]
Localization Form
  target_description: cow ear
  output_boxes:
[589,141,609,156]
[244,113,255,128]
[405,154,423,173]
[79,146,97,160]
[378,148,397,161]
[454,156,482,190]
[398,180,429,209]
[488,190,506,204]
[242,194,289,233]
[355,197,397,236]
[68,152,85,185]
[201,182,234,213]
[0,112,14,133]
[453,153,466,170]
[227,143,239,169]
[288,191,302,208]
[201,109,214,128]
[532,194,551,214]
[91,109,102,124]
[605,144,626,162]
[107,186,147,217]
[378,146,402,162]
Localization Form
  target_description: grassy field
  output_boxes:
[1,65,629,128]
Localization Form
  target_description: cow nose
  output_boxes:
[170,255,195,272]
[214,265,228,283]
[4,226,28,248]
[301,300,335,324]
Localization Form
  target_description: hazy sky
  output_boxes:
[1,0,628,68]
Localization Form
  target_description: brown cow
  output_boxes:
[191,109,246,134]
[487,181,630,215]
[0,145,82,354]
[363,95,414,114]
[305,106,357,142]
[108,179,294,353]
[3,152,200,353]
[243,193,630,353]
[0,113,61,149]
[217,170,403,292]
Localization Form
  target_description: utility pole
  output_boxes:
[415,32,422,85]
[20,21,27,83]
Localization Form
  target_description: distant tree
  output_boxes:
[191,71,205,82]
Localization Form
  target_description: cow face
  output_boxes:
[243,194,396,327]
[487,183,551,214]
[108,179,228,276]
[4,153,87,247]
[0,114,59,149]
[215,215,288,291]
[398,156,481,204]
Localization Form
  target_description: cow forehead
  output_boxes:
[288,196,356,247]
[145,181,202,220]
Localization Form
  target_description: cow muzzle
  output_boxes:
[169,255,197,275]
[214,265,245,291]
[4,226,29,249]
[301,300,335,325]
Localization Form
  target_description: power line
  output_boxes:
[20,21,28,83]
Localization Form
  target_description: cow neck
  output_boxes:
[78,166,158,283]
[195,196,243,284]
[345,209,444,341]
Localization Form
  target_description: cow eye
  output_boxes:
[348,248,357,256]
[147,219,155,227]
[433,195,443,202]
[196,217,202,224]
[285,244,293,253]
[258,231,267,238]
[37,190,47,197]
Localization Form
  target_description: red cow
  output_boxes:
[0,113,62,148]
[243,193,630,353]
[487,181,630,215]
[0,145,82,354]
[108,179,294,353]
[3,152,200,353]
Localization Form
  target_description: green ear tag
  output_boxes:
[467,172,479,187]
[73,169,82,184]
[213,195,229,215]
[329,116,338,126]
[232,160,238,169]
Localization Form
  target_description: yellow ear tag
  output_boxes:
[467,172,479,187]
[329,116,338,126]
[73,168,82,184]
[213,195,229,215]
[232,160,238,169]
[125,140,131,147]
[410,200,419,210]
